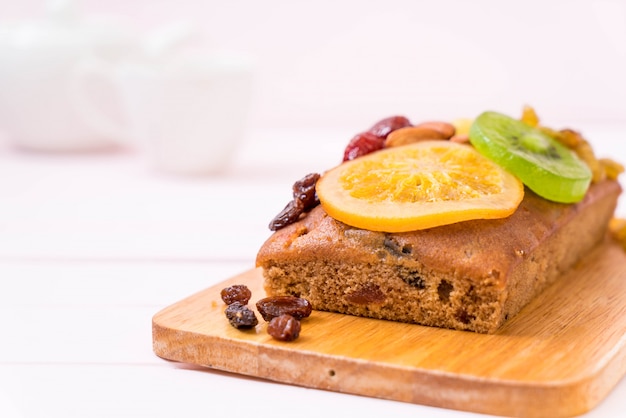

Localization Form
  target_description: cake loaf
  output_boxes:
[256,179,622,333]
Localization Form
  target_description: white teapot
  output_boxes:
[0,0,140,151]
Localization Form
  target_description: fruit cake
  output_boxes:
[256,109,624,333]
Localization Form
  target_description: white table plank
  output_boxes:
[0,261,251,307]
[0,260,250,363]
[1,362,626,418]
[0,364,489,418]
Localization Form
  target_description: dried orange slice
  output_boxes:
[316,140,524,232]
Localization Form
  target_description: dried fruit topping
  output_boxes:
[292,172,320,210]
[452,118,474,136]
[384,122,455,148]
[224,302,258,329]
[544,126,623,183]
[220,284,252,305]
[450,134,470,144]
[521,104,540,127]
[256,295,312,322]
[470,111,591,203]
[317,140,524,232]
[367,115,412,138]
[599,158,625,180]
[269,173,321,231]
[610,218,626,252]
[269,108,620,234]
[267,314,301,341]
[571,139,624,184]
[343,116,412,161]
[550,128,584,148]
[343,132,385,162]
[268,198,305,231]
[520,105,622,185]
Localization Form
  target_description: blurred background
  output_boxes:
[1,0,625,134]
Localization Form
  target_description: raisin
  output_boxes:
[224,302,258,329]
[344,283,385,305]
[383,236,412,257]
[256,296,312,322]
[343,132,385,161]
[437,280,454,302]
[220,284,252,305]
[268,198,305,231]
[267,314,301,341]
[404,271,426,289]
[268,173,322,231]
[367,116,411,138]
[292,173,320,210]
[455,308,475,325]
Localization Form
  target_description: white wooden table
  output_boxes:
[1,127,625,418]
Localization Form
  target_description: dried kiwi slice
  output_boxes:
[469,111,592,203]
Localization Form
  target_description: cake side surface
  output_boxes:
[256,180,622,333]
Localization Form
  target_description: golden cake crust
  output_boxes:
[256,180,622,333]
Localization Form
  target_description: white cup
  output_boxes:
[73,51,254,174]
[0,16,139,151]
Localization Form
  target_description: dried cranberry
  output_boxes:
[342,132,385,161]
[224,302,258,329]
[367,115,412,138]
[220,284,252,305]
[256,296,312,322]
[267,314,301,341]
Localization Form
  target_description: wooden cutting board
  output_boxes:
[152,238,626,418]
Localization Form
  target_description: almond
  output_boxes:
[385,121,456,148]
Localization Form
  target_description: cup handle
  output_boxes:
[69,55,135,146]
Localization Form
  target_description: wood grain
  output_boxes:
[152,238,626,418]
